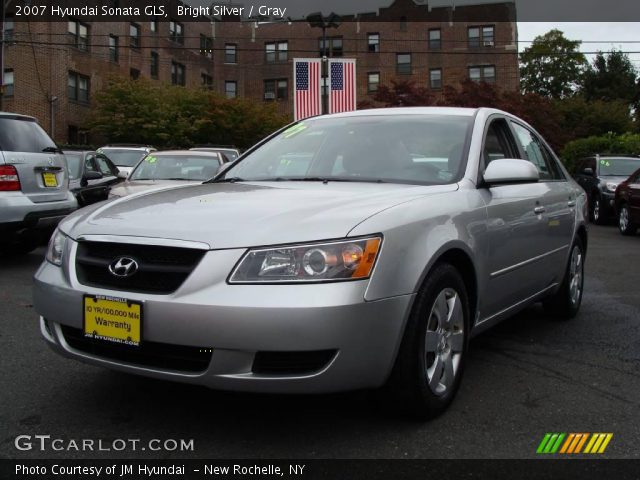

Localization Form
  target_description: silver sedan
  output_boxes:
[34,107,587,419]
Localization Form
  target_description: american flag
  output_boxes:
[329,60,356,114]
[294,59,321,121]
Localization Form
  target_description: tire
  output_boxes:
[618,204,638,236]
[386,263,470,420]
[543,237,585,320]
[590,195,605,225]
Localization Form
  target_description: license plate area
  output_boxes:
[83,295,142,347]
[42,172,58,187]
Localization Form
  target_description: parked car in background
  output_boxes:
[614,167,640,236]
[190,145,239,162]
[64,150,122,207]
[97,145,156,177]
[108,150,225,198]
[572,155,640,224]
[35,107,588,419]
[0,112,76,253]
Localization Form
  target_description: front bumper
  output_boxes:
[33,242,414,393]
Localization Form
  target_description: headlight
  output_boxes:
[229,236,382,283]
[45,229,67,266]
[605,182,618,193]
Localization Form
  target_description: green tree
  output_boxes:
[519,29,588,99]
[90,76,287,149]
[581,50,639,107]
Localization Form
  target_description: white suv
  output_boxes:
[0,112,77,253]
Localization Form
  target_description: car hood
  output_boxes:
[110,179,197,197]
[59,181,457,249]
[600,176,630,185]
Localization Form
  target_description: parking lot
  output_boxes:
[1,224,639,460]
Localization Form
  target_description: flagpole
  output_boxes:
[307,12,341,116]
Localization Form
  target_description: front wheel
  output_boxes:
[386,263,469,420]
[618,204,637,236]
[543,238,585,319]
[591,196,605,225]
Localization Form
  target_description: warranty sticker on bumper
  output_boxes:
[83,295,142,346]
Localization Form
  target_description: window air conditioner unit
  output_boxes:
[484,41,494,47]
[264,92,276,100]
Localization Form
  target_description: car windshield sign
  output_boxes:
[220,115,472,185]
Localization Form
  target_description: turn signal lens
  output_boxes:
[229,236,382,283]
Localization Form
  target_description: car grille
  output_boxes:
[252,350,337,375]
[75,241,205,294]
[60,325,212,373]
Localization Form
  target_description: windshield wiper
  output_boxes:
[42,147,63,154]
[274,177,388,183]
[207,176,245,183]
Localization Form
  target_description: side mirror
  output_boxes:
[582,167,594,176]
[117,170,129,179]
[215,162,233,176]
[84,170,103,180]
[483,159,539,185]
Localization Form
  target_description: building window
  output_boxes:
[171,62,186,86]
[68,20,89,51]
[200,35,213,58]
[130,68,140,80]
[367,33,379,53]
[150,19,158,32]
[469,25,495,48]
[108,35,118,62]
[225,44,237,64]
[469,65,496,83]
[3,16,14,42]
[3,69,14,97]
[264,79,287,100]
[225,81,237,99]
[265,41,288,63]
[169,21,184,44]
[396,53,411,75]
[430,68,442,89]
[319,37,343,57]
[367,72,380,93]
[201,73,213,89]
[68,71,89,103]
[150,52,159,78]
[400,16,408,31]
[130,23,140,48]
[429,29,441,50]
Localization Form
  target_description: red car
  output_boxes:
[614,167,640,235]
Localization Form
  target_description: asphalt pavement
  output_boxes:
[1,224,639,459]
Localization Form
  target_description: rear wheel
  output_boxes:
[618,204,637,236]
[386,263,469,420]
[543,237,585,319]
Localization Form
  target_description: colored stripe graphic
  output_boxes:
[537,433,613,454]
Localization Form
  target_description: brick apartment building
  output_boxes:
[1,0,518,144]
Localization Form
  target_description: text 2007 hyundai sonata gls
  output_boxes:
[34,107,587,418]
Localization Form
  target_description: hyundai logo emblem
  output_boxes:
[108,256,139,278]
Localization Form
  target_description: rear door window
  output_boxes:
[0,117,57,153]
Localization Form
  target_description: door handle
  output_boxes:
[567,200,576,207]
[534,206,546,214]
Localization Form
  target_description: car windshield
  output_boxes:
[0,117,57,153]
[599,158,640,177]
[64,153,83,180]
[129,154,220,181]
[100,149,147,167]
[219,114,472,185]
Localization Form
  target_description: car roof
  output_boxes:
[63,150,95,156]
[320,106,483,119]
[0,111,37,121]
[150,150,221,157]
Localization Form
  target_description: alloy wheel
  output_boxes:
[425,288,464,396]
[568,245,583,306]
[592,199,600,222]
[619,206,629,232]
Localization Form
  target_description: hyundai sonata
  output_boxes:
[34,107,587,418]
